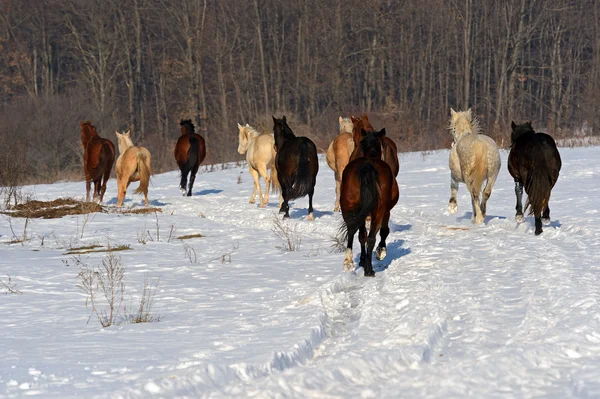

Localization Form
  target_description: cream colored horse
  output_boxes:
[326,116,355,211]
[448,109,500,224]
[115,130,152,207]
[237,123,281,208]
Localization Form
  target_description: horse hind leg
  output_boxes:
[358,225,367,267]
[469,186,484,224]
[542,205,551,224]
[307,187,315,221]
[343,225,358,271]
[256,164,269,207]
[86,180,92,202]
[448,176,459,214]
[93,179,101,202]
[179,168,188,196]
[187,164,200,197]
[248,167,260,205]
[514,180,525,222]
[480,174,497,218]
[364,231,377,277]
[375,211,391,261]
[334,174,341,212]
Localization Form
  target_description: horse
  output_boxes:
[115,130,152,207]
[447,108,501,224]
[349,114,400,177]
[237,122,281,207]
[340,127,399,277]
[272,115,319,220]
[508,121,561,235]
[174,119,206,196]
[326,116,354,212]
[80,121,115,202]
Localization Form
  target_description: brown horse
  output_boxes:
[80,121,115,202]
[174,119,206,196]
[349,114,400,177]
[272,115,319,220]
[341,127,399,277]
[326,117,355,212]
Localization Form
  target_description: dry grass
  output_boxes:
[2,198,102,219]
[64,244,132,255]
[177,233,205,240]
[113,207,163,215]
[441,225,469,231]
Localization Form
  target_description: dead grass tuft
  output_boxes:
[177,233,205,240]
[64,244,132,255]
[114,207,163,215]
[2,198,102,219]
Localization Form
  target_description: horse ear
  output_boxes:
[115,131,121,137]
[376,128,386,138]
[126,130,131,136]
[351,116,358,123]
[467,108,472,118]
[339,116,343,124]
[363,113,369,120]
[237,122,242,129]
[450,108,456,116]
[511,121,516,129]
[282,115,287,123]
[272,115,277,124]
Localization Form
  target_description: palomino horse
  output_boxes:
[115,130,152,207]
[174,119,206,196]
[272,116,319,220]
[349,114,399,177]
[508,121,561,235]
[326,116,354,211]
[80,121,115,202]
[237,123,280,208]
[341,127,399,277]
[448,108,501,224]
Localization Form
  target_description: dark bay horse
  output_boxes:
[80,120,115,202]
[272,115,319,220]
[341,127,399,277]
[349,114,399,177]
[508,121,561,235]
[174,119,206,196]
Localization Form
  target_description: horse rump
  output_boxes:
[342,162,381,235]
[285,139,316,200]
[133,152,151,195]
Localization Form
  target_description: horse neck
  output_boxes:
[274,126,294,151]
[81,128,97,148]
[118,138,134,154]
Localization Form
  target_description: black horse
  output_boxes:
[508,121,561,235]
[272,116,319,219]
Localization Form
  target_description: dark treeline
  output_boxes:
[1,0,599,184]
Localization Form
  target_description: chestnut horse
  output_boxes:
[80,121,115,202]
[115,130,152,207]
[508,121,561,235]
[272,115,319,220]
[174,119,206,196]
[349,114,399,177]
[341,127,399,277]
[326,116,354,212]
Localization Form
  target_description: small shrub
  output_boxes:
[272,215,302,252]
[0,275,22,295]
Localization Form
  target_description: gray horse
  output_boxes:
[448,109,501,224]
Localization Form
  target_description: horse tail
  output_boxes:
[270,146,281,194]
[134,152,151,195]
[343,162,380,234]
[468,140,488,196]
[287,141,314,200]
[185,135,199,170]
[524,151,553,217]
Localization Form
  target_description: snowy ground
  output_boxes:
[1,147,599,398]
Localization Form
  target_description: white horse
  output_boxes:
[326,116,354,211]
[448,108,500,224]
[237,123,281,208]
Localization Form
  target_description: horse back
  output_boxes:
[382,137,399,177]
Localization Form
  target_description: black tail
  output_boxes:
[524,150,553,217]
[183,136,199,173]
[343,163,380,234]
[287,141,315,200]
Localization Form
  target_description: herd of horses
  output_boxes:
[80,109,562,277]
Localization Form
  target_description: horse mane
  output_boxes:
[274,117,296,138]
[80,120,98,149]
[244,124,262,139]
[449,109,481,139]
[180,119,196,135]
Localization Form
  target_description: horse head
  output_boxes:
[510,121,535,146]
[272,115,294,151]
[357,128,386,159]
[80,120,99,149]
[339,116,353,134]
[115,130,134,154]
[351,114,374,146]
[237,123,250,154]
[449,108,479,142]
[180,119,195,136]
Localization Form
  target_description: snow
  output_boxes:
[1,147,599,398]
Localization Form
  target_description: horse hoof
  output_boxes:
[542,218,551,225]
[283,214,290,219]
[180,188,186,195]
[364,270,375,278]
[307,213,314,221]
[515,214,525,223]
[448,202,458,214]
[249,199,256,204]
[343,260,354,272]
[535,228,543,236]
[375,247,386,261]
[334,205,340,212]
[474,216,484,224]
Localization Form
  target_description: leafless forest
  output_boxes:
[1,0,599,185]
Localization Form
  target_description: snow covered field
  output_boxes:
[1,147,599,398]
